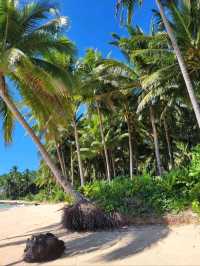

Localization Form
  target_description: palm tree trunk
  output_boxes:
[163,117,174,169]
[72,117,84,187]
[61,148,67,177]
[70,145,74,186]
[150,106,163,176]
[124,101,137,179]
[126,115,134,179]
[111,151,116,177]
[156,0,200,128]
[96,102,111,182]
[0,75,85,203]
[55,143,66,177]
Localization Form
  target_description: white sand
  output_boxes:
[1,203,200,266]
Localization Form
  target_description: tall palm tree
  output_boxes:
[72,109,85,186]
[32,48,87,188]
[149,105,163,175]
[96,100,111,182]
[101,26,166,175]
[115,0,200,128]
[0,0,84,202]
[155,0,200,128]
[77,49,113,182]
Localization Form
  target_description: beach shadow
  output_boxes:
[96,225,169,262]
[1,223,170,264]
[28,222,61,233]
[60,225,169,262]
[0,222,61,241]
[5,259,24,266]
[0,222,64,248]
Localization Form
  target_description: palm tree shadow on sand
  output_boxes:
[3,223,169,265]
[61,225,170,263]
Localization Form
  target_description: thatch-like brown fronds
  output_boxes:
[62,201,120,231]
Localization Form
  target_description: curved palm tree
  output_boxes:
[0,0,84,202]
[34,49,88,187]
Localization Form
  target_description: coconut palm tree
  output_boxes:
[115,0,200,128]
[72,106,85,186]
[101,26,166,175]
[30,47,87,188]
[0,0,84,202]
[76,49,114,182]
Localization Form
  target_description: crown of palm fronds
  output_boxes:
[115,0,143,25]
[0,0,76,144]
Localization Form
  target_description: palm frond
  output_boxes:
[0,95,14,144]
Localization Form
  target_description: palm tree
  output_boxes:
[116,0,143,24]
[162,115,174,169]
[0,0,84,202]
[115,0,200,128]
[101,26,166,175]
[149,105,163,175]
[155,0,200,128]
[32,48,87,187]
[96,100,111,181]
[77,49,113,182]
[72,109,85,186]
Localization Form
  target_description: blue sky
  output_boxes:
[0,0,155,174]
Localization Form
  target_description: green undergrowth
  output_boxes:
[24,186,72,203]
[80,168,200,216]
[2,146,200,217]
[78,145,200,216]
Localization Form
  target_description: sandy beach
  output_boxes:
[1,204,200,266]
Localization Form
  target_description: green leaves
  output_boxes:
[0,96,14,144]
[115,0,143,25]
[0,0,76,144]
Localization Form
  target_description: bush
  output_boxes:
[189,145,200,178]
[192,200,200,214]
[81,168,197,216]
[29,186,73,203]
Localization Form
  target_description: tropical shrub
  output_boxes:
[81,167,199,216]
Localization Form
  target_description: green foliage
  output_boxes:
[192,200,200,215]
[0,166,72,203]
[189,145,200,177]
[0,167,38,200]
[28,186,72,203]
[81,164,200,216]
[2,0,200,220]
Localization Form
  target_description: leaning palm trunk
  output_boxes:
[72,117,84,187]
[0,84,118,231]
[150,106,163,176]
[96,102,111,182]
[0,75,84,203]
[156,0,200,128]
